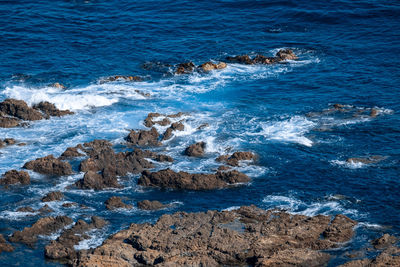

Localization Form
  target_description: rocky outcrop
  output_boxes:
[59,146,85,159]
[340,245,400,267]
[372,234,398,249]
[137,200,167,210]
[138,169,250,190]
[226,54,254,64]
[75,170,122,190]
[72,205,357,267]
[226,49,298,65]
[0,98,43,121]
[184,141,206,157]
[48,82,66,89]
[44,216,107,261]
[126,127,161,146]
[23,155,73,175]
[216,151,255,166]
[0,170,30,185]
[276,48,298,60]
[105,196,132,210]
[199,61,227,72]
[41,191,64,202]
[0,234,14,254]
[9,216,73,246]
[143,113,171,127]
[99,75,142,84]
[33,101,74,118]
[175,62,195,74]
[0,138,16,148]
[0,115,21,128]
[161,122,184,141]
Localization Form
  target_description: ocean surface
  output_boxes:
[0,0,399,266]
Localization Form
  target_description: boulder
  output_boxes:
[253,54,278,64]
[175,62,195,74]
[75,170,121,190]
[0,234,14,254]
[41,191,64,202]
[0,98,43,121]
[137,200,166,210]
[49,82,66,89]
[59,146,84,159]
[216,151,255,166]
[184,141,206,157]
[0,115,21,128]
[23,155,73,175]
[0,170,30,185]
[226,55,253,64]
[276,49,298,60]
[125,127,161,146]
[105,196,132,210]
[138,169,250,190]
[199,61,227,72]
[33,101,74,118]
[161,122,184,141]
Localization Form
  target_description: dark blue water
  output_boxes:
[0,0,399,266]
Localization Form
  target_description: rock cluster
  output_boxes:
[216,151,255,166]
[126,127,161,146]
[72,205,357,267]
[226,49,297,65]
[175,61,227,74]
[105,196,132,210]
[0,170,30,185]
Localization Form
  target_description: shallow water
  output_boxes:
[0,0,400,266]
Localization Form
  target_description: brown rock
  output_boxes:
[346,155,385,164]
[0,115,21,128]
[370,108,379,117]
[253,54,278,64]
[126,127,160,146]
[59,146,84,159]
[105,196,132,210]
[184,141,206,157]
[41,191,64,202]
[62,202,78,208]
[372,234,397,249]
[322,214,357,242]
[33,101,74,118]
[3,138,16,145]
[0,234,14,254]
[138,169,250,190]
[226,55,253,64]
[49,82,66,89]
[9,216,73,246]
[100,75,142,84]
[75,170,122,190]
[276,49,298,60]
[137,200,166,210]
[339,246,400,267]
[38,204,54,213]
[23,155,73,175]
[175,62,195,74]
[216,151,255,166]
[161,122,184,141]
[199,62,218,72]
[0,170,30,185]
[17,206,35,213]
[0,98,43,121]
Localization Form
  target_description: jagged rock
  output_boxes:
[23,155,73,175]
[322,214,357,242]
[184,141,206,157]
[126,127,161,146]
[199,61,227,72]
[216,151,255,166]
[161,122,184,141]
[3,138,16,145]
[41,191,64,202]
[276,49,298,60]
[137,200,166,210]
[167,112,185,118]
[175,62,195,74]
[17,206,35,213]
[217,165,232,171]
[72,205,357,267]
[0,234,14,254]
[197,123,209,130]
[0,98,43,121]
[38,204,54,213]
[253,54,278,64]
[75,170,121,190]
[62,202,78,208]
[226,55,253,64]
[0,170,30,185]
[33,101,74,118]
[59,146,85,159]
[372,234,398,249]
[143,113,162,127]
[9,216,73,246]
[0,115,21,128]
[105,196,133,210]
[138,169,250,190]
[134,90,151,98]
[100,75,142,84]
[49,82,66,89]
[44,216,107,261]
[340,246,400,267]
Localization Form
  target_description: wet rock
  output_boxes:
[138,169,250,190]
[41,191,64,202]
[199,61,227,72]
[217,165,232,171]
[23,155,73,175]
[105,196,132,210]
[0,98,43,121]
[372,234,398,249]
[73,205,356,267]
[17,206,36,213]
[3,138,16,145]
[276,49,298,60]
[167,112,185,118]
[197,123,209,130]
[75,170,121,190]
[137,200,166,210]
[333,103,346,109]
[44,216,107,261]
[143,114,170,127]
[134,89,150,98]
[0,234,14,254]
[59,146,84,159]
[346,155,385,164]
[370,108,379,117]
[100,75,142,84]
[126,127,161,146]
[33,101,74,118]
[226,55,253,64]
[253,54,278,64]
[9,216,73,246]
[38,204,54,213]
[216,151,255,166]
[49,82,66,89]
[62,202,78,208]
[161,122,184,141]
[0,115,21,128]
[175,62,195,74]
[340,246,400,267]
[0,170,30,185]
[184,141,206,157]
[322,214,357,242]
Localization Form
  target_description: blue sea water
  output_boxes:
[0,0,399,266]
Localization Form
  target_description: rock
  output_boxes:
[62,202,78,208]
[346,155,385,164]
[44,216,107,261]
[175,62,195,74]
[75,170,121,190]
[33,101,74,118]
[199,61,227,72]
[49,82,66,89]
[138,169,250,190]
[167,112,185,118]
[216,151,255,166]
[333,103,346,109]
[105,196,132,210]
[41,191,64,202]
[184,141,206,157]
[253,54,278,64]
[72,205,357,267]
[0,98,43,121]
[161,122,184,141]
[0,115,21,128]
[126,127,161,146]
[226,55,253,64]
[100,75,142,84]
[217,165,231,171]
[24,155,73,175]
[339,246,400,267]
[370,108,379,117]
[143,113,171,128]
[59,146,84,159]
[134,90,151,98]
[322,214,357,242]
[9,216,73,246]
[154,154,173,162]
[0,234,14,254]
[17,206,35,213]
[216,62,227,69]
[0,170,30,185]
[276,49,298,60]
[197,123,209,130]
[372,234,397,249]
[38,204,54,213]
[3,138,16,145]
[137,200,166,210]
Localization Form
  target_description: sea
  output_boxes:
[0,0,399,266]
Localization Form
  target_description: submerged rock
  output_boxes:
[226,55,253,64]
[0,170,30,185]
[346,155,385,164]
[126,127,161,146]
[99,75,142,84]
[33,101,74,118]
[216,151,256,166]
[72,205,357,267]
[41,191,64,202]
[184,141,206,157]
[105,196,132,210]
[137,200,167,210]
[0,234,14,254]
[0,98,43,121]
[23,155,73,176]
[9,216,73,246]
[138,169,250,190]
[226,49,297,66]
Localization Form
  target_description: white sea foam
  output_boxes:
[74,229,106,250]
[0,210,39,220]
[330,160,365,169]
